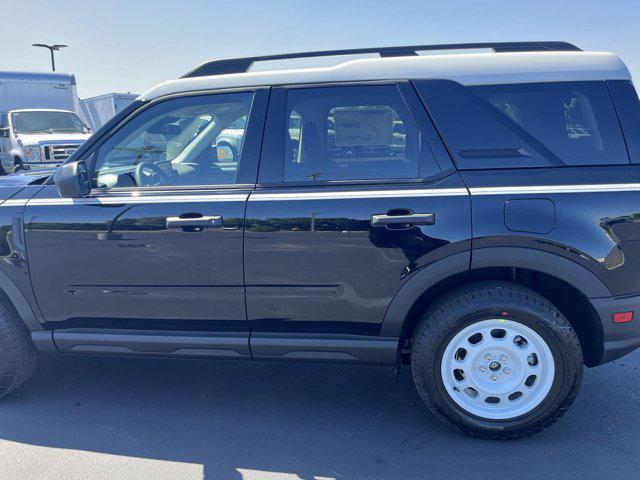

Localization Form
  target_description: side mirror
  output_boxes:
[54,161,91,198]
[0,127,8,138]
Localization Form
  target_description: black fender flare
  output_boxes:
[0,269,43,331]
[380,251,470,337]
[379,247,610,337]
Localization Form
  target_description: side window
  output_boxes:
[470,82,627,166]
[0,113,7,128]
[607,80,640,164]
[284,85,420,182]
[416,80,628,169]
[93,92,254,189]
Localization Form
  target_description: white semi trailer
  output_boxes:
[0,71,91,174]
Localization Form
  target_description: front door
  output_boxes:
[25,89,268,356]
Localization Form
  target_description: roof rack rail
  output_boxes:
[182,41,581,79]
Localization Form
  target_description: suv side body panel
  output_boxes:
[414,78,640,297]
[245,174,471,333]
[25,184,251,332]
[462,166,640,297]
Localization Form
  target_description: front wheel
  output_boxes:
[411,282,583,439]
[0,293,37,398]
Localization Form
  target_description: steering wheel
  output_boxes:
[134,162,173,187]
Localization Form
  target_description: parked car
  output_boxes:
[0,71,91,174]
[0,42,639,439]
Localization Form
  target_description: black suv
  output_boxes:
[1,42,639,439]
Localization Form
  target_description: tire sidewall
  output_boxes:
[0,330,11,379]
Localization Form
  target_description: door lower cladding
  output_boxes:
[51,329,251,358]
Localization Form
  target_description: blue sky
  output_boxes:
[4,0,640,98]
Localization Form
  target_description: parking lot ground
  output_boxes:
[0,349,638,480]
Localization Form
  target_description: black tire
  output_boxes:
[411,281,583,439]
[0,293,37,398]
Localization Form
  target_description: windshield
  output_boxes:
[11,111,88,134]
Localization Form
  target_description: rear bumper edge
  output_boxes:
[591,294,640,364]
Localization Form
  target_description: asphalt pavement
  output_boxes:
[0,349,638,480]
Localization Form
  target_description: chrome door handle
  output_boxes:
[371,212,435,227]
[166,215,223,230]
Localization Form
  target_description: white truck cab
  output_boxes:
[0,71,91,174]
[0,108,91,174]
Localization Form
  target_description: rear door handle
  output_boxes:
[371,212,435,227]
[166,215,223,230]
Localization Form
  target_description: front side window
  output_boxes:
[93,92,253,188]
[284,85,420,182]
[11,111,88,134]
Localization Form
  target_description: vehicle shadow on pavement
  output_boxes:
[0,352,639,480]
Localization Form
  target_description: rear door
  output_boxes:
[25,88,268,356]
[244,82,471,361]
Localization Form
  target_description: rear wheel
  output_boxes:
[411,281,583,439]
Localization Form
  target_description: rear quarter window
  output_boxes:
[415,80,629,169]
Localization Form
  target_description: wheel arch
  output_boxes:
[0,269,43,332]
[381,247,609,366]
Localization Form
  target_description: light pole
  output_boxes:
[31,44,68,71]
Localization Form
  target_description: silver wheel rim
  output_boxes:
[440,319,555,420]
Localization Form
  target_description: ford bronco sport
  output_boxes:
[0,42,639,439]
